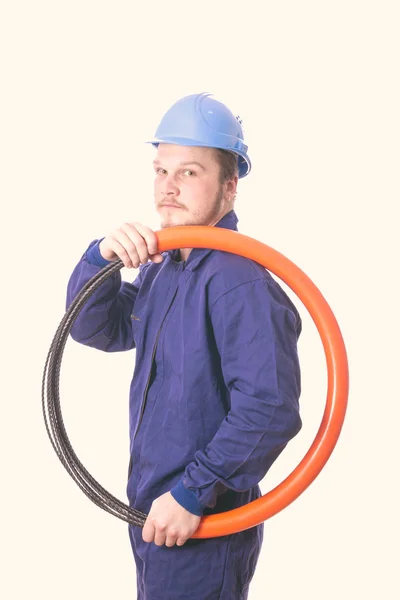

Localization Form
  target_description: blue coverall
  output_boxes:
[66,210,302,599]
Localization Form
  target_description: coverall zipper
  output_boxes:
[132,285,179,442]
[127,262,185,479]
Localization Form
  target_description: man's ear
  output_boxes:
[225,176,238,202]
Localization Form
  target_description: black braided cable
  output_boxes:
[42,258,147,527]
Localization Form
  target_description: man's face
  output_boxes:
[153,144,236,229]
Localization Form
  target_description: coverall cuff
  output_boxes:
[85,239,110,267]
[170,480,205,516]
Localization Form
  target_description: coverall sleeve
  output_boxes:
[66,239,146,352]
[170,277,302,515]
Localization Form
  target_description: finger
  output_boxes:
[106,238,135,269]
[175,536,188,547]
[131,222,160,258]
[149,253,164,263]
[175,528,192,547]
[121,222,150,265]
[114,230,163,267]
[142,519,156,543]
[165,530,178,548]
[112,230,141,268]
[120,224,150,265]
[154,528,167,547]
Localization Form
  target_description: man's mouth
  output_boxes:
[160,203,183,209]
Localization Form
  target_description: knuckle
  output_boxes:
[128,244,139,256]
[131,233,146,251]
[148,243,158,256]
[138,252,150,265]
[125,240,137,253]
[131,223,154,252]
[126,247,139,262]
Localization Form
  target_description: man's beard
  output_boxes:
[159,186,225,229]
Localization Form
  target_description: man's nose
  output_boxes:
[162,175,180,196]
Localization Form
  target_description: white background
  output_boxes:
[1,1,399,598]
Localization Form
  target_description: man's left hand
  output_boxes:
[142,492,201,547]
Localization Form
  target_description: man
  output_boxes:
[66,93,302,599]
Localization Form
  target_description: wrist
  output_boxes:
[85,239,111,267]
[170,480,205,516]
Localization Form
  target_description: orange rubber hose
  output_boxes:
[154,226,349,539]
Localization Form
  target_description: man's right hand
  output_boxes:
[99,222,164,269]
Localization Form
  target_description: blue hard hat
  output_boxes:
[146,92,251,178]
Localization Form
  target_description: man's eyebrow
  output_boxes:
[152,160,205,170]
[179,161,205,170]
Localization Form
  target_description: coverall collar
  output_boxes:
[168,209,239,271]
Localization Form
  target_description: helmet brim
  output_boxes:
[146,137,251,178]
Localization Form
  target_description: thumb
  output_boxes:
[150,253,164,263]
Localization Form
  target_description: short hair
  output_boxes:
[214,148,239,184]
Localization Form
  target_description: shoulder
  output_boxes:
[205,249,271,293]
[205,251,301,322]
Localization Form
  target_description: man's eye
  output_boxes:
[156,167,166,174]
[183,169,194,176]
